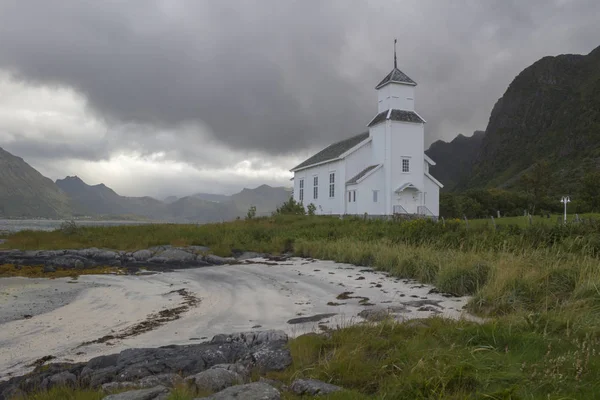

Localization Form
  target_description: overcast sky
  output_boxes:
[0,0,598,198]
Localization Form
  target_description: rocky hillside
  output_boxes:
[0,147,73,218]
[463,45,600,193]
[425,131,485,191]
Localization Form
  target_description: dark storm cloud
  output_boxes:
[0,0,598,158]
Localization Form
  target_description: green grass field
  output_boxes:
[5,215,600,399]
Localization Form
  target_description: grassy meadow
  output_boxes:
[5,215,600,399]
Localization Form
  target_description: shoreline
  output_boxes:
[0,257,473,382]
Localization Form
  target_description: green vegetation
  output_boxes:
[8,215,600,398]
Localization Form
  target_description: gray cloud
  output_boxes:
[0,0,599,194]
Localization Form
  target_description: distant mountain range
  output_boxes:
[0,148,291,221]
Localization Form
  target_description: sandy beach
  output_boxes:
[0,257,472,381]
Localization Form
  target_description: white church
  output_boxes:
[290,48,443,217]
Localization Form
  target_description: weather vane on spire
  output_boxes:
[394,38,397,69]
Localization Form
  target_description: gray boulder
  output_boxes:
[40,371,77,391]
[80,330,290,388]
[102,381,139,394]
[49,255,88,269]
[199,382,280,400]
[43,265,56,273]
[210,364,249,379]
[138,373,183,388]
[290,379,342,396]
[148,248,195,264]
[185,368,243,393]
[131,250,153,262]
[203,254,236,265]
[102,385,169,400]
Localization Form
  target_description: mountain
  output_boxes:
[230,184,292,216]
[425,131,485,191]
[463,45,600,193]
[57,176,292,222]
[191,193,231,203]
[0,147,73,218]
[56,176,165,219]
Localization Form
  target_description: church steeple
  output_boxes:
[375,39,416,89]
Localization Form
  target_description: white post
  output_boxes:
[560,196,571,224]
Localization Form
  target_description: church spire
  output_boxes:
[394,38,397,69]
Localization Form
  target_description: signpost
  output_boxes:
[560,196,571,224]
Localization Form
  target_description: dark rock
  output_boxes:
[48,255,88,269]
[102,381,139,394]
[131,250,153,262]
[185,368,243,392]
[138,373,183,389]
[102,385,169,400]
[40,371,77,391]
[77,330,290,388]
[204,254,236,265]
[289,378,342,396]
[148,248,196,264]
[357,308,389,322]
[210,364,249,379]
[201,382,280,400]
[287,313,336,325]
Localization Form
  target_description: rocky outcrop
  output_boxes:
[289,378,342,396]
[0,330,291,400]
[201,381,281,400]
[0,245,239,273]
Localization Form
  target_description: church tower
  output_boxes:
[367,40,426,215]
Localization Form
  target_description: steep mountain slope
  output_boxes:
[0,147,73,218]
[464,45,600,193]
[230,184,292,216]
[425,131,485,191]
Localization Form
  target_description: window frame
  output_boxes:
[313,175,318,199]
[299,179,304,202]
[402,157,410,173]
[329,172,335,198]
[373,190,378,203]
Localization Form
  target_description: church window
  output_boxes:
[373,190,378,202]
[299,179,304,202]
[402,158,410,173]
[313,176,318,199]
[329,172,335,198]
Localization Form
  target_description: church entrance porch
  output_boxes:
[393,182,422,215]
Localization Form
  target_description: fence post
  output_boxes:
[491,216,496,231]
[441,216,445,226]
[528,214,532,226]
[576,213,580,223]
[463,215,469,229]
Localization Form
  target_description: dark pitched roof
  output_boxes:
[367,109,425,127]
[346,165,380,185]
[292,132,370,171]
[375,67,416,89]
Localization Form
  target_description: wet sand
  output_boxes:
[0,258,474,381]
